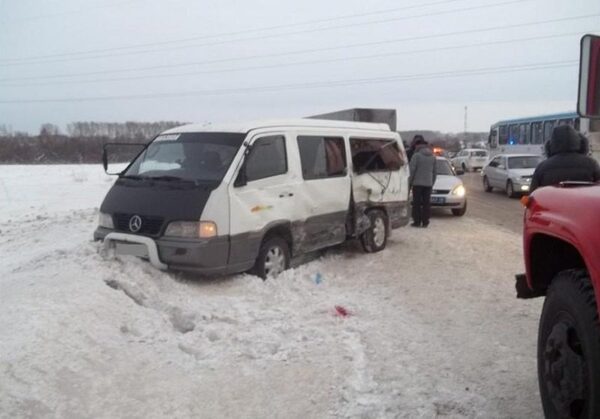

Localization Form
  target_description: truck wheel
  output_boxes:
[360,210,388,253]
[253,236,290,279]
[506,180,517,198]
[451,201,467,216]
[538,269,600,419]
[483,176,493,192]
[462,163,468,173]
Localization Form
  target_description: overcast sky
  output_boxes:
[0,0,598,134]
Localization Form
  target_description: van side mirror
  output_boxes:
[103,143,146,175]
[578,34,600,119]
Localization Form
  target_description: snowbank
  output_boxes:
[0,165,543,418]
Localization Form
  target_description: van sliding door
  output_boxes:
[294,135,351,252]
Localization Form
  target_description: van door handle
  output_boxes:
[279,193,294,198]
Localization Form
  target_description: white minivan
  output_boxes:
[95,119,410,278]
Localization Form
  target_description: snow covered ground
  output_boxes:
[0,165,544,418]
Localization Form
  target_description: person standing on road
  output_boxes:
[409,139,437,228]
[407,135,424,161]
[530,126,600,192]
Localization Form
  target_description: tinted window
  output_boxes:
[245,135,287,181]
[519,123,529,144]
[488,156,501,167]
[499,125,508,145]
[435,159,454,176]
[471,150,488,157]
[558,118,574,127]
[489,130,498,148]
[509,124,520,144]
[297,136,346,180]
[351,138,402,172]
[543,120,556,142]
[507,156,542,169]
[531,122,543,144]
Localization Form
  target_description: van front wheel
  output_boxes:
[253,236,290,280]
[360,210,388,253]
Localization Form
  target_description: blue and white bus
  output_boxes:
[488,112,600,161]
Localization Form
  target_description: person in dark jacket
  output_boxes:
[409,139,437,227]
[530,125,600,192]
[407,135,424,161]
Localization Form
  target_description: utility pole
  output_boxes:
[463,105,468,134]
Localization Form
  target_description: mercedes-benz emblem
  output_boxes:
[129,215,142,233]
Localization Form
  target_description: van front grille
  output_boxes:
[113,213,165,236]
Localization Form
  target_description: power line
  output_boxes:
[0,31,586,87]
[0,13,594,78]
[0,0,467,56]
[0,0,145,24]
[0,0,531,65]
[0,60,577,104]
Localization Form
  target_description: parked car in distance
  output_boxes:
[450,148,489,173]
[431,157,467,216]
[482,153,542,198]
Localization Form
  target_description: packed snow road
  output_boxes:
[459,172,524,234]
[0,165,544,418]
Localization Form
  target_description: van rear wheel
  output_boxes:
[253,236,290,280]
[360,210,388,253]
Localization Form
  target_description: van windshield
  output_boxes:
[123,132,245,182]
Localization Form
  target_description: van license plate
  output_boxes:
[115,242,149,258]
[431,197,445,204]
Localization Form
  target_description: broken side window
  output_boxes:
[350,138,402,173]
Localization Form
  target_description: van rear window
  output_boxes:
[350,138,403,172]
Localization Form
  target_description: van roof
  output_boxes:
[162,119,392,135]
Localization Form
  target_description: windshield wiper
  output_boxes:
[147,175,187,182]
[120,174,145,180]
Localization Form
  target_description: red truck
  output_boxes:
[517,35,600,418]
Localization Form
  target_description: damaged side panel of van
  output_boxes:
[350,136,410,234]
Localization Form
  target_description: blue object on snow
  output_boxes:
[314,272,323,284]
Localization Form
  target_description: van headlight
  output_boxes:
[164,221,218,238]
[98,212,114,229]
[451,184,466,197]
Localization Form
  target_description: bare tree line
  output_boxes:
[0,121,186,164]
[0,122,486,164]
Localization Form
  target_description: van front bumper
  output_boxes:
[94,227,232,274]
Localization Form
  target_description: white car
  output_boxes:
[451,148,489,173]
[482,153,543,198]
[431,157,467,216]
